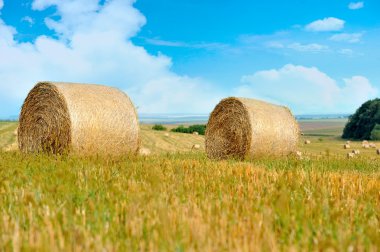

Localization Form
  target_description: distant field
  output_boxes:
[0,121,18,151]
[299,118,347,132]
[0,120,379,250]
[2,119,377,158]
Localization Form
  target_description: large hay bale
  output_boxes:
[205,97,299,160]
[18,82,139,155]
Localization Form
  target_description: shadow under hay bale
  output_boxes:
[18,82,139,156]
[205,97,299,160]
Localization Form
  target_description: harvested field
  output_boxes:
[0,120,379,250]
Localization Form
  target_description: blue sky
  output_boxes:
[0,0,379,117]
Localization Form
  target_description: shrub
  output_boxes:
[171,124,206,135]
[152,124,167,131]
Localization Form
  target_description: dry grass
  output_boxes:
[206,97,299,160]
[0,152,379,251]
[18,82,139,155]
[0,121,379,250]
[140,125,204,154]
[0,122,18,151]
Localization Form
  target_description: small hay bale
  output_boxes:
[205,97,299,159]
[377,149,380,155]
[362,140,369,145]
[18,82,139,156]
[344,144,350,149]
[13,127,18,136]
[139,147,151,156]
[193,131,199,135]
[362,144,370,149]
[347,152,355,159]
[346,140,351,144]
[295,151,303,160]
[192,144,201,150]
[304,140,311,145]
[369,143,376,148]
[352,149,360,155]
[164,133,170,137]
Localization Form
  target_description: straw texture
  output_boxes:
[205,97,299,160]
[18,82,139,155]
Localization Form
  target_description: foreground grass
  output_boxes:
[0,152,379,251]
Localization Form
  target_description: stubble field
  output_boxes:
[0,120,379,251]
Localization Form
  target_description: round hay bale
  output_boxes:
[18,82,139,155]
[205,97,299,160]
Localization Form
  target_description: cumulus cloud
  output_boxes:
[348,2,364,10]
[0,0,223,117]
[236,64,377,114]
[305,17,345,32]
[330,33,362,43]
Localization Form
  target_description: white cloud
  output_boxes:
[330,33,362,43]
[144,38,228,51]
[236,64,377,114]
[338,48,354,56]
[348,2,364,10]
[305,17,345,32]
[340,76,376,106]
[0,0,3,10]
[0,0,223,117]
[265,41,285,48]
[287,43,329,52]
[21,16,35,26]
[266,41,329,53]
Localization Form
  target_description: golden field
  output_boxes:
[0,120,379,251]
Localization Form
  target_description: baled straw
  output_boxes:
[18,82,139,155]
[205,97,299,160]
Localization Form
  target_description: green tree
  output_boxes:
[342,98,380,140]
[371,124,380,140]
